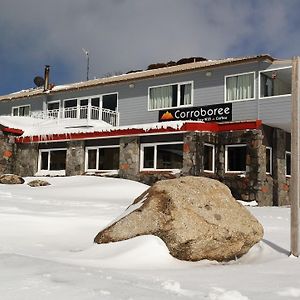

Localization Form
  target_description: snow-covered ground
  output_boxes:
[0,176,299,300]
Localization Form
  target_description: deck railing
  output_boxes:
[31,106,119,126]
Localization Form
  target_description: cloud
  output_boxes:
[0,0,299,94]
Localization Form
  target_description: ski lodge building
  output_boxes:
[0,54,292,206]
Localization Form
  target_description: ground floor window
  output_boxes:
[286,151,291,177]
[204,143,215,172]
[140,142,183,171]
[38,149,67,175]
[225,144,247,173]
[85,146,119,171]
[266,147,272,174]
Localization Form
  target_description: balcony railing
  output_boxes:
[31,106,119,126]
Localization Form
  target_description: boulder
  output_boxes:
[94,176,264,262]
[27,179,51,187]
[0,174,24,184]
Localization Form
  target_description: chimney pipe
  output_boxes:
[44,65,50,91]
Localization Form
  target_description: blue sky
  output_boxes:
[0,0,300,95]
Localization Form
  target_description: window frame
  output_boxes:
[285,151,291,177]
[85,145,120,172]
[266,146,272,175]
[148,81,194,111]
[140,141,184,171]
[225,144,247,173]
[37,148,67,176]
[258,66,292,100]
[11,104,31,116]
[224,71,256,103]
[203,143,215,173]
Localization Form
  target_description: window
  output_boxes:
[141,142,183,170]
[225,144,247,172]
[266,147,272,174]
[148,82,192,110]
[12,105,30,116]
[225,72,255,102]
[286,151,291,177]
[47,101,60,118]
[86,146,119,171]
[38,149,67,174]
[204,143,215,172]
[260,67,291,98]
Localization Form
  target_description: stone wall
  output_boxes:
[14,143,39,176]
[0,133,14,174]
[66,140,85,176]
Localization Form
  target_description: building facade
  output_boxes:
[0,55,292,206]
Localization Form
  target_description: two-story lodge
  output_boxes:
[0,54,293,206]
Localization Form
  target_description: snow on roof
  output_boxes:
[0,54,275,102]
[0,116,113,137]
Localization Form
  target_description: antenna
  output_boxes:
[82,48,90,81]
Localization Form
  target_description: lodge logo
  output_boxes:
[158,103,232,122]
[160,111,174,120]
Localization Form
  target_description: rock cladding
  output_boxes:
[94,176,264,262]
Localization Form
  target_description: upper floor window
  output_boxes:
[259,67,291,98]
[12,105,30,116]
[148,82,192,110]
[225,72,255,102]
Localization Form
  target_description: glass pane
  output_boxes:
[227,146,246,171]
[91,98,100,107]
[204,144,214,171]
[80,99,88,119]
[48,102,59,110]
[180,83,191,106]
[286,152,291,176]
[50,150,66,170]
[98,147,119,170]
[266,148,271,174]
[157,144,183,169]
[41,152,49,170]
[102,94,117,111]
[149,85,173,109]
[64,99,77,108]
[260,69,291,97]
[226,73,254,101]
[87,149,97,170]
[143,146,154,168]
[12,107,18,116]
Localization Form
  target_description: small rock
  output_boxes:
[0,174,24,184]
[27,179,51,187]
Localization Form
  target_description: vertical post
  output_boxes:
[291,56,300,257]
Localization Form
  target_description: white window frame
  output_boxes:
[85,145,120,172]
[225,144,247,173]
[148,81,193,111]
[37,148,67,176]
[258,66,292,100]
[11,104,31,116]
[266,146,272,175]
[204,143,215,173]
[224,71,256,103]
[140,141,183,171]
[285,151,291,177]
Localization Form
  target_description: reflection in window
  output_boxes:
[225,145,247,172]
[204,144,215,172]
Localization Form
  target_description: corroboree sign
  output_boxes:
[159,103,232,122]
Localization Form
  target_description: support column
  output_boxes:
[182,132,200,176]
[66,140,85,176]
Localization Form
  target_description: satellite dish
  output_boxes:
[34,76,45,87]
